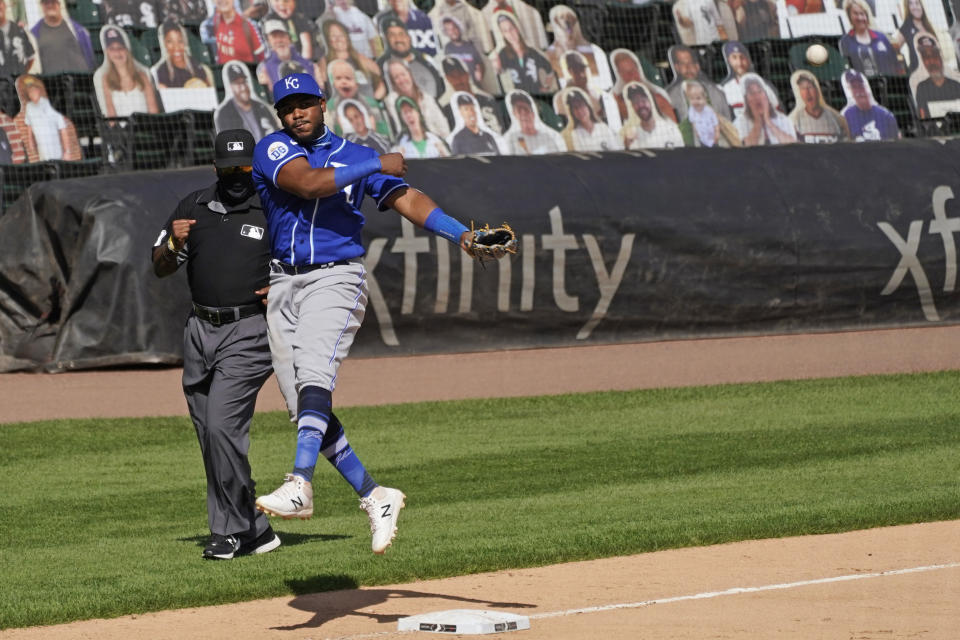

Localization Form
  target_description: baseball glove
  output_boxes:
[465,223,519,262]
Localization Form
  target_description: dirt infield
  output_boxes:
[6,325,960,422]
[2,327,960,639]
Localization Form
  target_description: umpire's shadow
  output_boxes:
[273,576,535,631]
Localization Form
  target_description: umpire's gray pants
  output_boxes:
[182,313,273,538]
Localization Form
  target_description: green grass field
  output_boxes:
[1,371,959,630]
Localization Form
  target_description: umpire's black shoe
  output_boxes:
[238,526,281,556]
[203,534,241,560]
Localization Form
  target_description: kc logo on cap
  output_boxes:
[272,73,324,107]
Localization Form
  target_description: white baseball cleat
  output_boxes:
[256,473,313,519]
[359,486,406,554]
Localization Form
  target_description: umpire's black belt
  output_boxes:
[271,260,351,275]
[192,302,264,326]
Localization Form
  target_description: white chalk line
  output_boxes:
[528,561,960,619]
[323,562,960,640]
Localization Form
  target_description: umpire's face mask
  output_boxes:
[217,166,255,204]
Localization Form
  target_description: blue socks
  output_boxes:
[321,414,377,497]
[292,386,332,481]
[291,385,377,496]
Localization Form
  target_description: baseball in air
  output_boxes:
[806,44,829,66]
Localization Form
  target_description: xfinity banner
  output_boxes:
[1,140,960,371]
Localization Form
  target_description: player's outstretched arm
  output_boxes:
[386,187,471,252]
[277,153,408,200]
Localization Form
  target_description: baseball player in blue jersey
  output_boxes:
[252,73,473,554]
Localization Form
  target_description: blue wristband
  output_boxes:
[424,208,469,244]
[334,157,382,189]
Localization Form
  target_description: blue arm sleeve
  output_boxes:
[424,208,469,244]
[334,157,382,189]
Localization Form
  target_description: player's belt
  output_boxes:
[192,302,265,326]
[271,260,351,275]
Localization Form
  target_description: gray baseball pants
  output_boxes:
[266,260,367,420]
[182,313,273,539]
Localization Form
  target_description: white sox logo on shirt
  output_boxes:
[268,141,289,160]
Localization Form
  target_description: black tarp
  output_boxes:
[2,140,960,372]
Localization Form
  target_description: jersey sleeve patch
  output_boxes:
[254,133,307,187]
[267,141,290,161]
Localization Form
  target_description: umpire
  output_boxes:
[151,129,280,560]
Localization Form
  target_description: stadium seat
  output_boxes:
[117,110,215,171]
[651,0,683,65]
[129,112,184,170]
[535,95,564,132]
[745,39,776,80]
[187,30,214,67]
[600,1,663,65]
[68,0,100,30]
[180,110,216,165]
[90,26,102,63]
[139,28,162,65]
[127,30,154,68]
[870,74,920,137]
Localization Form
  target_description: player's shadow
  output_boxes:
[272,576,535,631]
[178,532,350,549]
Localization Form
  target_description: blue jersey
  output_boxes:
[842,105,899,142]
[252,126,408,265]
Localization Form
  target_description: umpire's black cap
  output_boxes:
[214,129,255,168]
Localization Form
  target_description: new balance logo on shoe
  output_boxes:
[256,473,314,520]
[360,486,406,554]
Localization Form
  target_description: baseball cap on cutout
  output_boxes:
[724,41,747,58]
[263,19,288,35]
[380,15,405,32]
[103,27,126,48]
[272,72,324,107]
[214,129,255,168]
[844,69,865,85]
[442,56,465,74]
[226,63,247,83]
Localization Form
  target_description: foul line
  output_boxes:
[528,562,960,620]
[325,562,960,639]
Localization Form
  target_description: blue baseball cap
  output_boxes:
[272,73,324,107]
